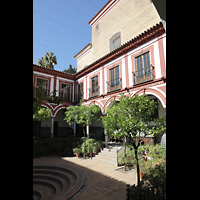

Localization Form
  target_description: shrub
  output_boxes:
[73,147,81,155]
[80,138,96,155]
[33,136,82,157]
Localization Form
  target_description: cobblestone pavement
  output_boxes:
[33,156,136,200]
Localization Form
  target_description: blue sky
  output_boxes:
[33,0,108,71]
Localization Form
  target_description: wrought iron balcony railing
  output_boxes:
[34,87,50,97]
[89,86,100,98]
[106,77,122,93]
[59,92,72,102]
[133,65,154,85]
[75,92,84,102]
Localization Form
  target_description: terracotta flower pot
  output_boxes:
[76,153,80,158]
[140,172,144,179]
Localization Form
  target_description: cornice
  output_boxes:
[75,22,165,79]
[89,0,120,27]
[33,64,75,80]
[74,43,92,59]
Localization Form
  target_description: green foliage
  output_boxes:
[102,93,165,185]
[37,52,57,69]
[138,144,166,174]
[47,90,63,105]
[128,144,166,199]
[33,136,82,157]
[33,85,49,116]
[64,103,101,127]
[64,103,101,158]
[149,115,166,136]
[102,94,158,142]
[63,64,77,74]
[33,107,51,122]
[80,138,96,154]
[73,147,81,155]
[117,148,136,165]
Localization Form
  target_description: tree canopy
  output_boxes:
[64,103,101,158]
[102,93,166,184]
[63,64,77,74]
[37,52,57,69]
[33,107,51,122]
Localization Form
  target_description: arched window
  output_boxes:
[110,32,121,52]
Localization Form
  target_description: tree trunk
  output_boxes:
[124,139,126,171]
[134,147,140,185]
[83,126,86,159]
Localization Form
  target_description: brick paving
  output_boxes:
[33,156,136,200]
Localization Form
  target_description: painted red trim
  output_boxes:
[158,36,166,77]
[74,43,92,59]
[130,44,155,78]
[33,64,75,81]
[54,75,57,91]
[34,74,51,93]
[89,0,118,26]
[124,54,129,88]
[102,66,105,95]
[58,80,73,95]
[75,23,165,79]
[106,60,122,93]
[133,88,166,107]
[86,75,88,99]
[88,71,100,94]
[88,100,104,113]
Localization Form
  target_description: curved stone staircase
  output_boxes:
[33,165,85,200]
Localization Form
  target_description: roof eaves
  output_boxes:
[76,22,164,77]
[33,64,76,78]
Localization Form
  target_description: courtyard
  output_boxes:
[33,155,136,200]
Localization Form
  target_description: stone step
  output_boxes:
[33,165,85,200]
[33,190,42,200]
[93,157,117,165]
[33,168,72,193]
[92,147,121,166]
[33,180,56,200]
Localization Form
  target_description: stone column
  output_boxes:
[51,117,54,138]
[73,119,76,137]
[105,130,108,148]
[86,125,89,138]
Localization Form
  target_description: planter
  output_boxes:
[76,153,80,158]
[140,172,144,179]
[126,164,133,170]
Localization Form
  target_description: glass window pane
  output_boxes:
[144,62,147,69]
[147,60,150,67]
[147,52,150,60]
[144,54,146,61]
[140,56,142,63]
[137,57,139,64]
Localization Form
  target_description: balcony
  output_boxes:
[34,87,50,98]
[106,78,122,93]
[133,65,154,85]
[59,92,72,102]
[89,86,99,98]
[75,92,84,102]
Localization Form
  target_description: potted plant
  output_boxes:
[73,147,81,157]
[81,138,96,157]
[96,140,103,153]
[125,148,135,170]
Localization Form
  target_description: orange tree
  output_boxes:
[64,103,101,159]
[102,93,166,185]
